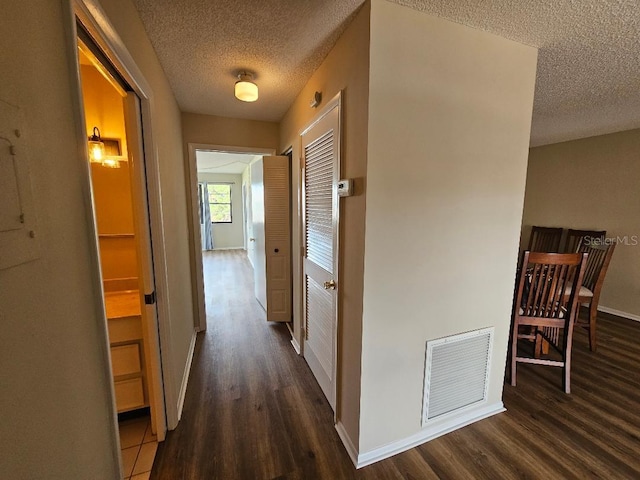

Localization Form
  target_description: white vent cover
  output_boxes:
[422,327,494,425]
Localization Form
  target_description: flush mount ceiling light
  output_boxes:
[234,72,258,102]
[88,126,105,163]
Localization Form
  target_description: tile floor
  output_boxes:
[119,416,157,480]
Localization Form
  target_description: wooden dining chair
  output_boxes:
[564,229,606,253]
[510,251,588,393]
[573,241,616,351]
[527,226,563,252]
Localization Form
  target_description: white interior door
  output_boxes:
[301,100,340,410]
[123,93,166,440]
[251,159,267,309]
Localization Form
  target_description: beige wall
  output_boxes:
[0,0,194,477]
[198,172,245,249]
[182,112,279,151]
[1,1,118,477]
[80,64,139,283]
[359,0,537,453]
[279,2,371,447]
[522,129,640,317]
[80,65,129,158]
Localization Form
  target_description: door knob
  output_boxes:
[323,280,336,290]
[249,238,256,242]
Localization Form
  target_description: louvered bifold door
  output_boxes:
[301,102,340,410]
[263,156,291,322]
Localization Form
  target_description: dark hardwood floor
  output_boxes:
[151,250,640,479]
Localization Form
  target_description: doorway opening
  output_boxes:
[187,146,293,332]
[75,24,165,478]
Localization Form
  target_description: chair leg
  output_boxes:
[534,330,543,358]
[563,324,574,394]
[588,304,597,352]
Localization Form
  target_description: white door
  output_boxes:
[301,100,340,410]
[123,93,167,440]
[262,156,291,322]
[251,159,267,309]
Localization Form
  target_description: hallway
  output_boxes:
[150,250,640,479]
[150,250,358,478]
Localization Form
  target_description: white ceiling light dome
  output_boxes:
[234,72,258,102]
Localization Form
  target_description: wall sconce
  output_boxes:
[88,126,105,163]
[88,126,122,168]
[234,72,258,102]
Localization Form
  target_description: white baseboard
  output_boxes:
[176,330,197,421]
[211,246,245,251]
[598,305,640,322]
[335,422,359,467]
[355,402,505,468]
[290,337,301,354]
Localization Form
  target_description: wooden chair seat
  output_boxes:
[563,285,594,298]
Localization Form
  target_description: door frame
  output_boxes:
[64,0,175,456]
[298,92,342,414]
[186,143,275,332]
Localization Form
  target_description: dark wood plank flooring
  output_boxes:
[151,250,640,479]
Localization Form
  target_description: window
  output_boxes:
[207,183,232,223]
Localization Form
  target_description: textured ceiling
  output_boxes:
[131,0,640,146]
[196,151,258,175]
[131,0,364,122]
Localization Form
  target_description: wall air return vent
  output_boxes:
[422,327,494,426]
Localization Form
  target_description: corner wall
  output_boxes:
[522,129,640,318]
[359,0,537,455]
[0,0,194,476]
[279,1,371,449]
[1,1,119,477]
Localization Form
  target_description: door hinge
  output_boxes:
[144,290,156,305]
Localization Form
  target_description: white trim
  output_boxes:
[597,305,640,322]
[299,92,342,137]
[290,336,301,355]
[69,0,175,449]
[299,92,342,420]
[62,3,122,476]
[355,402,505,468]
[177,330,198,421]
[335,422,358,467]
[211,246,245,251]
[186,143,276,333]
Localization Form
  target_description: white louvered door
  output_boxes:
[263,156,291,322]
[301,100,340,410]
[251,156,292,321]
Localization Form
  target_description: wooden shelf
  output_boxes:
[104,290,141,319]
